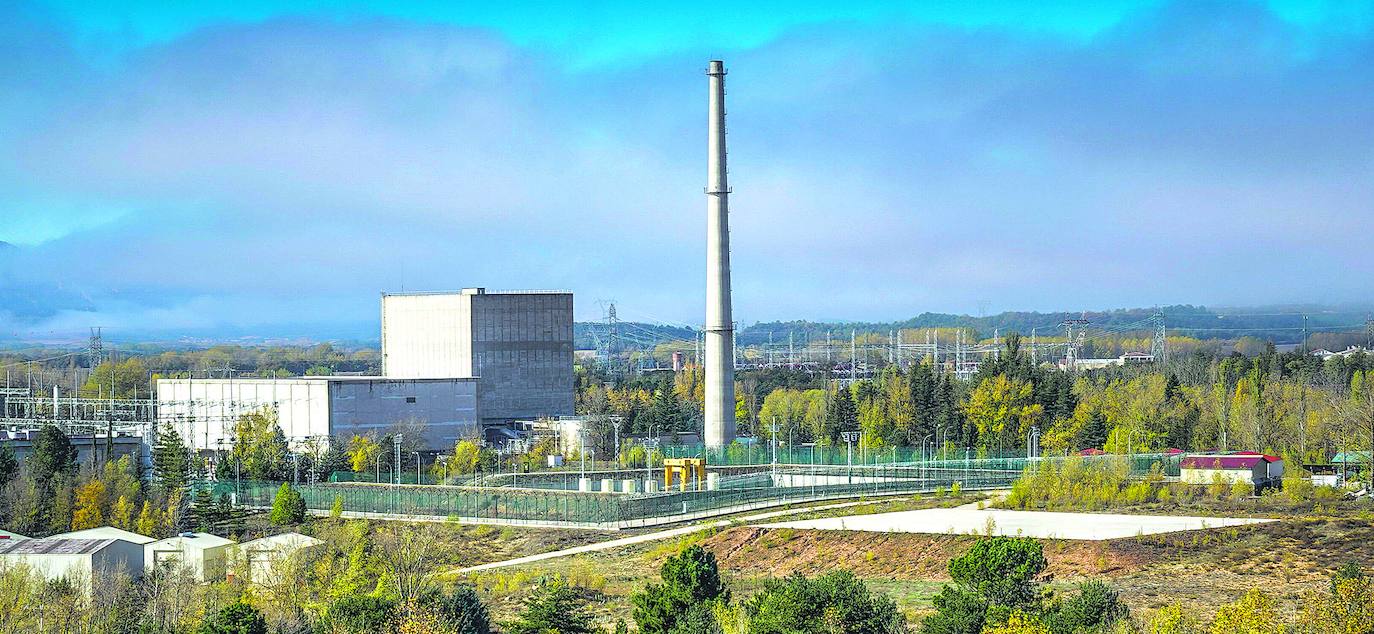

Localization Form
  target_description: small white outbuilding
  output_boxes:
[0,538,145,586]
[145,532,236,582]
[235,532,324,583]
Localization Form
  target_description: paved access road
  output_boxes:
[755,507,1274,541]
[454,500,875,573]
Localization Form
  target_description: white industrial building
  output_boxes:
[0,538,145,586]
[156,376,478,450]
[235,532,324,584]
[157,288,573,451]
[145,532,235,582]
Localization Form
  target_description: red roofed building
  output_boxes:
[1078,448,1106,456]
[1180,453,1284,487]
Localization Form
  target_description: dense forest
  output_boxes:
[575,332,1374,469]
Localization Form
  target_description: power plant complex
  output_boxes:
[156,288,575,451]
[160,60,742,452]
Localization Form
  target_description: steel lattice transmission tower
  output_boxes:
[1151,312,1168,365]
[87,327,103,369]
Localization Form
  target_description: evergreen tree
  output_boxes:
[508,578,596,634]
[422,585,493,634]
[909,362,938,444]
[825,387,858,442]
[1079,411,1109,450]
[0,444,17,488]
[269,482,306,525]
[632,545,730,634]
[152,425,191,494]
[29,425,78,482]
[745,571,903,634]
[191,488,220,532]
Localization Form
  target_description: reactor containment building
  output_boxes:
[156,288,574,451]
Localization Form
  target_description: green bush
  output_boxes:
[268,482,307,525]
[507,578,596,634]
[743,571,904,634]
[1045,580,1128,634]
[421,584,492,634]
[325,595,397,633]
[632,544,729,634]
[198,600,267,634]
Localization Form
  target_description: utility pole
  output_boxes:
[850,330,857,382]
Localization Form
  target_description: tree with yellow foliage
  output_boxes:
[964,375,1042,452]
[110,495,135,530]
[348,434,380,473]
[70,480,107,530]
[135,500,158,536]
[1147,604,1198,634]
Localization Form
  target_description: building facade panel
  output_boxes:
[470,292,574,422]
[381,292,473,378]
[327,378,478,448]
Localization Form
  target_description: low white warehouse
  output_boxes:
[145,532,235,582]
[235,532,324,584]
[0,538,144,586]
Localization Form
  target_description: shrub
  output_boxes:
[326,595,398,634]
[1046,580,1128,634]
[199,600,268,634]
[947,537,1046,608]
[1210,589,1282,634]
[507,578,596,634]
[421,584,492,634]
[743,571,904,634]
[1147,604,1198,634]
[269,483,306,525]
[984,611,1052,634]
[632,544,729,634]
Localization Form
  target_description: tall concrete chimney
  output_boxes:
[704,60,736,449]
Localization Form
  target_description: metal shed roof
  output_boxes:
[0,538,118,555]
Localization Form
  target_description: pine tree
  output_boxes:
[30,425,78,482]
[0,444,17,488]
[191,488,219,532]
[825,387,858,442]
[270,483,306,525]
[152,425,191,494]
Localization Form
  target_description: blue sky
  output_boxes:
[2,1,1372,339]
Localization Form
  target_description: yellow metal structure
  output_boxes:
[663,457,707,492]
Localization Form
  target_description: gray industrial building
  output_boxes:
[155,288,572,451]
[381,288,574,424]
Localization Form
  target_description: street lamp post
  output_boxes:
[841,431,861,483]
[413,451,421,485]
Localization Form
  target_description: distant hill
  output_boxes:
[736,304,1374,346]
